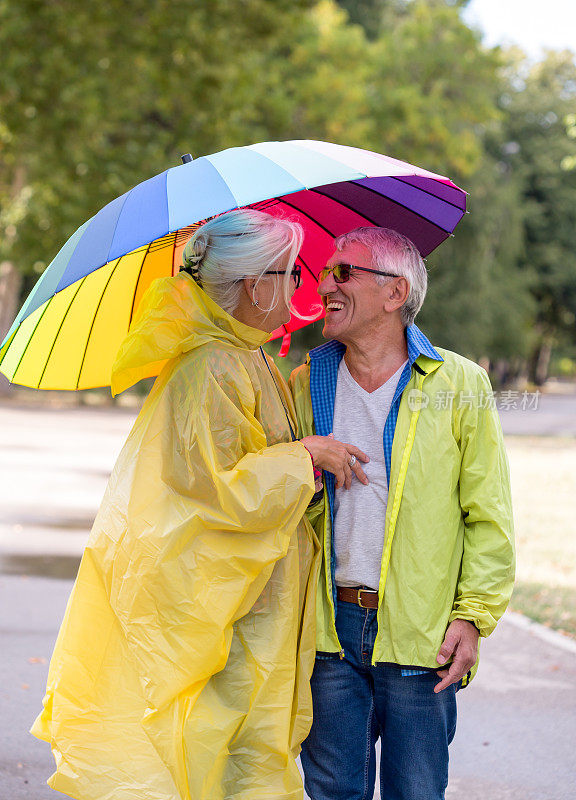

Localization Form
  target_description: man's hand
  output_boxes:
[434,619,479,693]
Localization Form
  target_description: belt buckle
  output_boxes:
[357,588,364,607]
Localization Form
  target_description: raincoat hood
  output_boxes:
[111,273,268,395]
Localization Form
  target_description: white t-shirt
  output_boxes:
[332,357,407,590]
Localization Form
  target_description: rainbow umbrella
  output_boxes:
[0,140,466,390]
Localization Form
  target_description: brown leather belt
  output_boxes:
[337,586,379,609]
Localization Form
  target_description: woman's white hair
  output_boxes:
[181,209,303,316]
[334,227,428,326]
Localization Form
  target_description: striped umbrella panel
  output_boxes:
[0,140,466,389]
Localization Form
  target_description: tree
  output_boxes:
[260,1,373,146]
[365,0,501,178]
[419,150,534,373]
[495,51,576,383]
[0,0,315,281]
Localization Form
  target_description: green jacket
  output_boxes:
[290,346,515,685]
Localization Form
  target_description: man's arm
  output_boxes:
[435,366,515,692]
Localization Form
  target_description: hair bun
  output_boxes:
[182,231,209,284]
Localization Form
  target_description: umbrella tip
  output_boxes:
[181,153,193,164]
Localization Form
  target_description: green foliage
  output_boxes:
[498,52,576,367]
[283,0,525,360]
[267,0,502,177]
[265,1,374,145]
[366,0,502,178]
[0,0,314,272]
[420,156,534,362]
[334,0,399,39]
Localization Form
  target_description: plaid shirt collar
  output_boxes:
[404,323,443,365]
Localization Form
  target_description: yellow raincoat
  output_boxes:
[31,274,320,800]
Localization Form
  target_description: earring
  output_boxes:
[252,297,259,306]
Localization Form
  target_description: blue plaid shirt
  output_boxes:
[309,324,443,675]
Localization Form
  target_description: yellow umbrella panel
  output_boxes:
[0,234,189,391]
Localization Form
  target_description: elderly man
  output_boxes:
[290,227,515,800]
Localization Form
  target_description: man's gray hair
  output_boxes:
[334,227,428,326]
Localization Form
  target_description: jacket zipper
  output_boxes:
[371,371,426,666]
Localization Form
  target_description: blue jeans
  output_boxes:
[301,600,458,800]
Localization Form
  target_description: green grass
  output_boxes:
[505,436,576,639]
[511,581,576,638]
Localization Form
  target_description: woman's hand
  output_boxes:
[300,435,369,490]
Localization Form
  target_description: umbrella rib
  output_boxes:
[283,186,454,256]
[171,226,178,276]
[309,186,392,230]
[104,192,131,266]
[267,198,331,280]
[339,182,454,235]
[11,299,53,385]
[392,175,466,212]
[128,242,153,330]
[297,252,319,284]
[274,196,338,240]
[75,261,120,391]
[148,232,175,253]
[36,278,87,389]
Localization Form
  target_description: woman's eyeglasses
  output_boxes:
[319,264,398,284]
[264,265,302,289]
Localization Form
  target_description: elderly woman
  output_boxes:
[31,209,367,800]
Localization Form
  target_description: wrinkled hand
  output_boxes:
[300,434,369,490]
[434,619,479,693]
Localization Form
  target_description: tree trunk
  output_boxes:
[530,336,553,386]
[0,261,23,396]
[1,165,28,396]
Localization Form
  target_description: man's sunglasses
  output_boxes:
[319,264,398,284]
[264,265,302,289]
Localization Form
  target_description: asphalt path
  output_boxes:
[1,396,575,799]
[2,575,575,800]
[496,389,576,437]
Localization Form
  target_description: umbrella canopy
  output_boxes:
[0,140,466,390]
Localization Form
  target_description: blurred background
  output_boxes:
[1,1,575,798]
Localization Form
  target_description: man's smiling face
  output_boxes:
[319,241,392,345]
